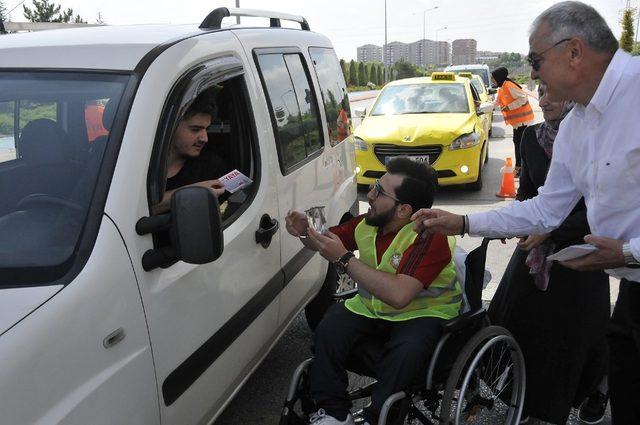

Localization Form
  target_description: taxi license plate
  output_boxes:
[386,155,430,164]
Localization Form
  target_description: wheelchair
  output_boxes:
[280,239,526,425]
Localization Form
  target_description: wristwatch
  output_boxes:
[334,251,355,274]
[622,242,640,268]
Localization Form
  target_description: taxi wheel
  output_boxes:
[466,149,484,191]
[484,140,489,164]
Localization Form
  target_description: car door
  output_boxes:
[118,32,284,425]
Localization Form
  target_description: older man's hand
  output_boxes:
[411,208,464,236]
[560,235,625,271]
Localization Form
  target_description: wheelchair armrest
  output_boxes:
[441,308,487,334]
[331,288,358,301]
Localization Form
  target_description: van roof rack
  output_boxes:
[199,7,310,31]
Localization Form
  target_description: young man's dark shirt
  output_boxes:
[166,150,230,191]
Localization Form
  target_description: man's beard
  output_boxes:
[365,204,396,227]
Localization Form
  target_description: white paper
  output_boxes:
[546,244,598,261]
[218,169,252,193]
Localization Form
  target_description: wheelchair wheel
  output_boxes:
[439,326,525,424]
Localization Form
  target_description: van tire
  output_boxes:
[305,263,338,331]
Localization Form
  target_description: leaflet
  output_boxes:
[219,169,252,193]
[546,244,598,262]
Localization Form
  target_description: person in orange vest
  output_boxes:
[336,99,351,144]
[491,67,535,177]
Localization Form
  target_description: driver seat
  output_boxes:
[16,119,80,203]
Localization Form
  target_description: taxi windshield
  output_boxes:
[371,83,469,115]
[0,71,130,286]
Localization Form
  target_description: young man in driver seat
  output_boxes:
[285,157,461,425]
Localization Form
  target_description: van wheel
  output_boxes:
[304,264,357,331]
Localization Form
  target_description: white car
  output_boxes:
[0,8,357,425]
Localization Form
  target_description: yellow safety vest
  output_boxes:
[344,220,461,321]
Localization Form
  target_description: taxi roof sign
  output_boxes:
[431,72,456,81]
[458,72,473,79]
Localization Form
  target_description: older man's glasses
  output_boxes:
[371,180,402,203]
[526,38,571,71]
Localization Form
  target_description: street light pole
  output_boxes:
[422,6,438,75]
[236,0,240,25]
[384,0,388,82]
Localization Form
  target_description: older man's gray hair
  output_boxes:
[531,1,618,54]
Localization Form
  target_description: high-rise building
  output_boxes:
[452,39,477,65]
[357,44,383,63]
[383,41,410,67]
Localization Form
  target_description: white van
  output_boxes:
[0,8,357,425]
[444,64,495,94]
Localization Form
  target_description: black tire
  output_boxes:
[439,326,526,425]
[304,263,357,331]
[484,140,489,164]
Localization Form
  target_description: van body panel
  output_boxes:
[233,29,357,325]
[110,31,285,424]
[0,217,158,425]
[0,284,62,334]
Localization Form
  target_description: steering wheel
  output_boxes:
[16,193,84,213]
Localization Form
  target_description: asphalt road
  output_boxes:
[217,94,613,425]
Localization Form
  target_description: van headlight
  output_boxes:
[353,136,369,151]
[449,132,480,150]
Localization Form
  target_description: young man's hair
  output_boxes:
[386,156,437,213]
[183,90,217,120]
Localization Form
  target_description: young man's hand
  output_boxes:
[193,179,225,198]
[285,210,309,237]
[307,229,347,262]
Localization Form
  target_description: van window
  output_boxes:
[0,72,130,286]
[149,72,258,242]
[309,47,352,147]
[256,52,323,174]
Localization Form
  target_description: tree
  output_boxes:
[620,7,635,53]
[0,0,8,22]
[340,59,349,85]
[358,62,368,86]
[348,60,358,86]
[95,11,105,25]
[23,0,85,23]
[371,66,378,87]
[393,60,418,79]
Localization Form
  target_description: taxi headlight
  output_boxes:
[353,136,369,151]
[449,132,480,150]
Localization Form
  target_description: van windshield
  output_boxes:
[371,83,469,115]
[0,72,130,286]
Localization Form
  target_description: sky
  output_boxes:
[2,0,634,60]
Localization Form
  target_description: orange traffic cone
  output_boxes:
[496,157,517,198]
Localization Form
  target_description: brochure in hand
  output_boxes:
[546,244,598,262]
[218,169,252,193]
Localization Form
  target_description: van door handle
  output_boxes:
[255,214,279,248]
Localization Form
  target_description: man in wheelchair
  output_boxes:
[285,157,461,425]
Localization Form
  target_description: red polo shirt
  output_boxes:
[329,215,451,289]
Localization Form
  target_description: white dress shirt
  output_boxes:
[470,49,640,281]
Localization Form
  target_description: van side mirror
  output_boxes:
[488,87,497,95]
[171,187,223,264]
[136,187,224,271]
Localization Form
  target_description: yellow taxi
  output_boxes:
[354,72,494,190]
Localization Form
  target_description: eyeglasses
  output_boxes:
[526,38,571,71]
[371,180,402,203]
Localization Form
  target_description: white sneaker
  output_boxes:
[308,408,355,425]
